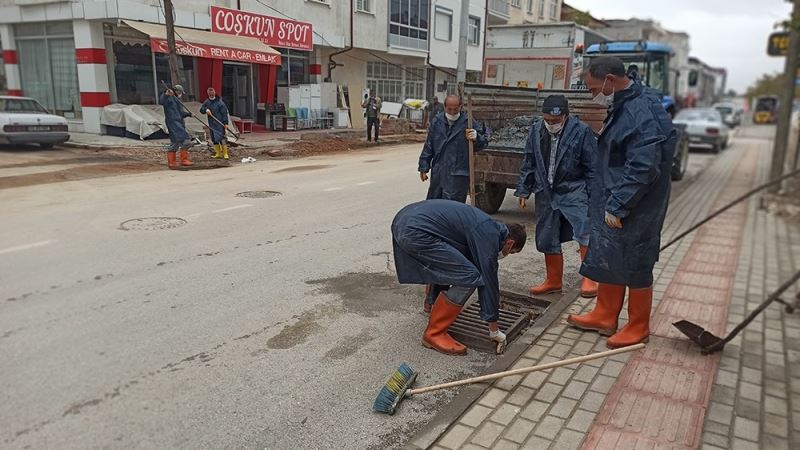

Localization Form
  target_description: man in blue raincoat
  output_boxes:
[392,200,527,355]
[160,85,194,169]
[200,87,231,160]
[418,95,489,313]
[514,95,598,299]
[568,56,676,349]
[418,94,488,202]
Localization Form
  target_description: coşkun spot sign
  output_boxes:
[210,5,314,51]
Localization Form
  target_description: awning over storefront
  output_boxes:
[122,20,281,65]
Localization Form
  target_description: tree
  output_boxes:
[726,89,738,98]
[163,0,181,87]
[745,72,799,103]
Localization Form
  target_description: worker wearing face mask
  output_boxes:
[514,95,599,299]
[568,56,676,349]
[418,94,489,203]
[418,94,490,314]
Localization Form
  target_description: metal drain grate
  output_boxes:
[119,217,187,231]
[236,190,282,198]
[449,291,548,353]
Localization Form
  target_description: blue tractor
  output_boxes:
[585,41,689,180]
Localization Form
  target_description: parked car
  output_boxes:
[712,102,742,128]
[0,96,69,148]
[673,108,731,153]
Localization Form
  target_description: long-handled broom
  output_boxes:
[373,343,644,415]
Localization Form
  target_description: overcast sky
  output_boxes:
[567,0,792,93]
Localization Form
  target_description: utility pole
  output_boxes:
[163,0,182,87]
[456,0,470,98]
[770,0,800,190]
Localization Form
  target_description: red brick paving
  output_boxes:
[582,147,759,449]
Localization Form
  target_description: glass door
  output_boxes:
[222,63,253,119]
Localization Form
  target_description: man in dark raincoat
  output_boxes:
[418,95,489,313]
[160,85,194,169]
[392,200,527,355]
[200,87,231,160]
[514,95,598,299]
[568,56,676,349]
[418,94,488,202]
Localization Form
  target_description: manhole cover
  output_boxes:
[449,290,547,353]
[236,190,282,198]
[119,217,187,231]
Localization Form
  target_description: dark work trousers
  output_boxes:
[367,117,380,141]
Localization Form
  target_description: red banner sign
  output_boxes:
[210,6,313,51]
[150,38,281,65]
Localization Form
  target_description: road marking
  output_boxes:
[212,204,253,214]
[323,187,344,192]
[356,181,376,186]
[0,240,56,255]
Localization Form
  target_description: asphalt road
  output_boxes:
[0,136,717,449]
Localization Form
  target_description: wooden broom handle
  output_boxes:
[406,343,645,396]
[467,93,476,206]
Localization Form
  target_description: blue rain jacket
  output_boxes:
[160,93,191,143]
[199,97,230,144]
[392,200,509,322]
[418,113,488,201]
[514,116,597,253]
[580,81,676,288]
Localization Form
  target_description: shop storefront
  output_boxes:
[0,4,315,134]
[15,21,81,119]
[105,20,281,122]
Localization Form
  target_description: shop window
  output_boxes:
[277,49,310,87]
[367,61,426,102]
[15,22,80,119]
[154,54,196,101]
[112,40,157,104]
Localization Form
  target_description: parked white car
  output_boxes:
[0,96,69,148]
[673,108,731,153]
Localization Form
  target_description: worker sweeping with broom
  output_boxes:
[514,94,599,298]
[200,87,231,160]
[160,85,194,169]
[391,200,527,355]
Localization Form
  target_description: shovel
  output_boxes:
[673,270,800,354]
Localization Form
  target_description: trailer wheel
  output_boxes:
[474,182,507,214]
[671,130,689,181]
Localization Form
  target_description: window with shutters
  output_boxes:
[434,7,452,41]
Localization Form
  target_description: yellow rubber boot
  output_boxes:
[222,144,229,160]
[211,144,221,158]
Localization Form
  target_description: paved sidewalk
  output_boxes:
[409,129,800,449]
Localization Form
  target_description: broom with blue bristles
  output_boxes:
[373,344,644,414]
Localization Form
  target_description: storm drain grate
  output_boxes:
[119,217,186,231]
[449,290,548,353]
[236,190,282,198]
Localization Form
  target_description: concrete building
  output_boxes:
[0,0,486,134]
[484,22,607,89]
[502,0,563,25]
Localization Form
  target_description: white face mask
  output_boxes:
[544,120,564,134]
[592,78,614,107]
[445,112,460,122]
[208,95,216,100]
